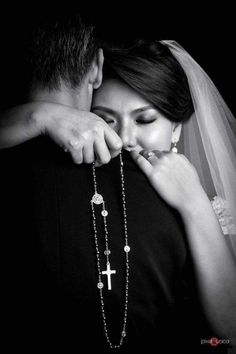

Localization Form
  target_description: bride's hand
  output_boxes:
[130,149,206,213]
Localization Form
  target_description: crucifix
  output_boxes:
[102,262,116,290]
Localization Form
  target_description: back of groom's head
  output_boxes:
[28,13,98,92]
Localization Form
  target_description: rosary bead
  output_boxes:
[124,245,130,253]
[97,282,104,289]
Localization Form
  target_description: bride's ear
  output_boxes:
[171,123,182,143]
[88,48,104,89]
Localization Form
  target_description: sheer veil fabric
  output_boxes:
[161,41,236,256]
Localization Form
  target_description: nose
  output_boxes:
[118,121,137,150]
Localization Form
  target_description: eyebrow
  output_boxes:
[92,105,154,116]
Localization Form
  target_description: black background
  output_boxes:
[0,5,235,114]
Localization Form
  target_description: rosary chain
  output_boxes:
[91,152,130,349]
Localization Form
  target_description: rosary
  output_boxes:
[90,152,130,349]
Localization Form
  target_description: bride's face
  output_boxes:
[92,79,178,153]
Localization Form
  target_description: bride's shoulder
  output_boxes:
[211,196,236,235]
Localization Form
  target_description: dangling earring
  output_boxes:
[171,140,178,153]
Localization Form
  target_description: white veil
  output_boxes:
[161,40,236,255]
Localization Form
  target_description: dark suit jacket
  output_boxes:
[1,137,227,353]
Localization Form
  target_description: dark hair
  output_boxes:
[28,13,98,91]
[102,39,194,122]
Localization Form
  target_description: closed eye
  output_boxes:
[96,114,115,124]
[136,118,157,125]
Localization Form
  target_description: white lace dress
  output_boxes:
[211,196,236,236]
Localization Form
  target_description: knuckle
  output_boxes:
[93,121,105,131]
[94,124,104,134]
[81,131,91,141]
[92,129,101,138]
[69,140,81,150]
[76,135,86,145]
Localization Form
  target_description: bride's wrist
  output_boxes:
[178,187,211,220]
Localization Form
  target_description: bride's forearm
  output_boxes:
[0,103,44,148]
[179,192,236,342]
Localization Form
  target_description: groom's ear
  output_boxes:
[88,48,104,89]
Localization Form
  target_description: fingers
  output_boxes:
[65,139,121,166]
[130,150,153,176]
[130,149,172,176]
[67,140,83,164]
[62,128,122,166]
[47,110,123,165]
[152,150,166,158]
[94,136,112,165]
[83,142,95,164]
[104,126,123,152]
[139,150,162,166]
[140,150,158,164]
[140,149,173,164]
[92,127,122,165]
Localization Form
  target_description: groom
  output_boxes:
[1,12,122,351]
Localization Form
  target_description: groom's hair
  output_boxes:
[28,13,98,91]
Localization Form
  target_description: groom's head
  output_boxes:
[28,13,103,111]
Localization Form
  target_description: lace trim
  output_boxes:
[211,196,236,235]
